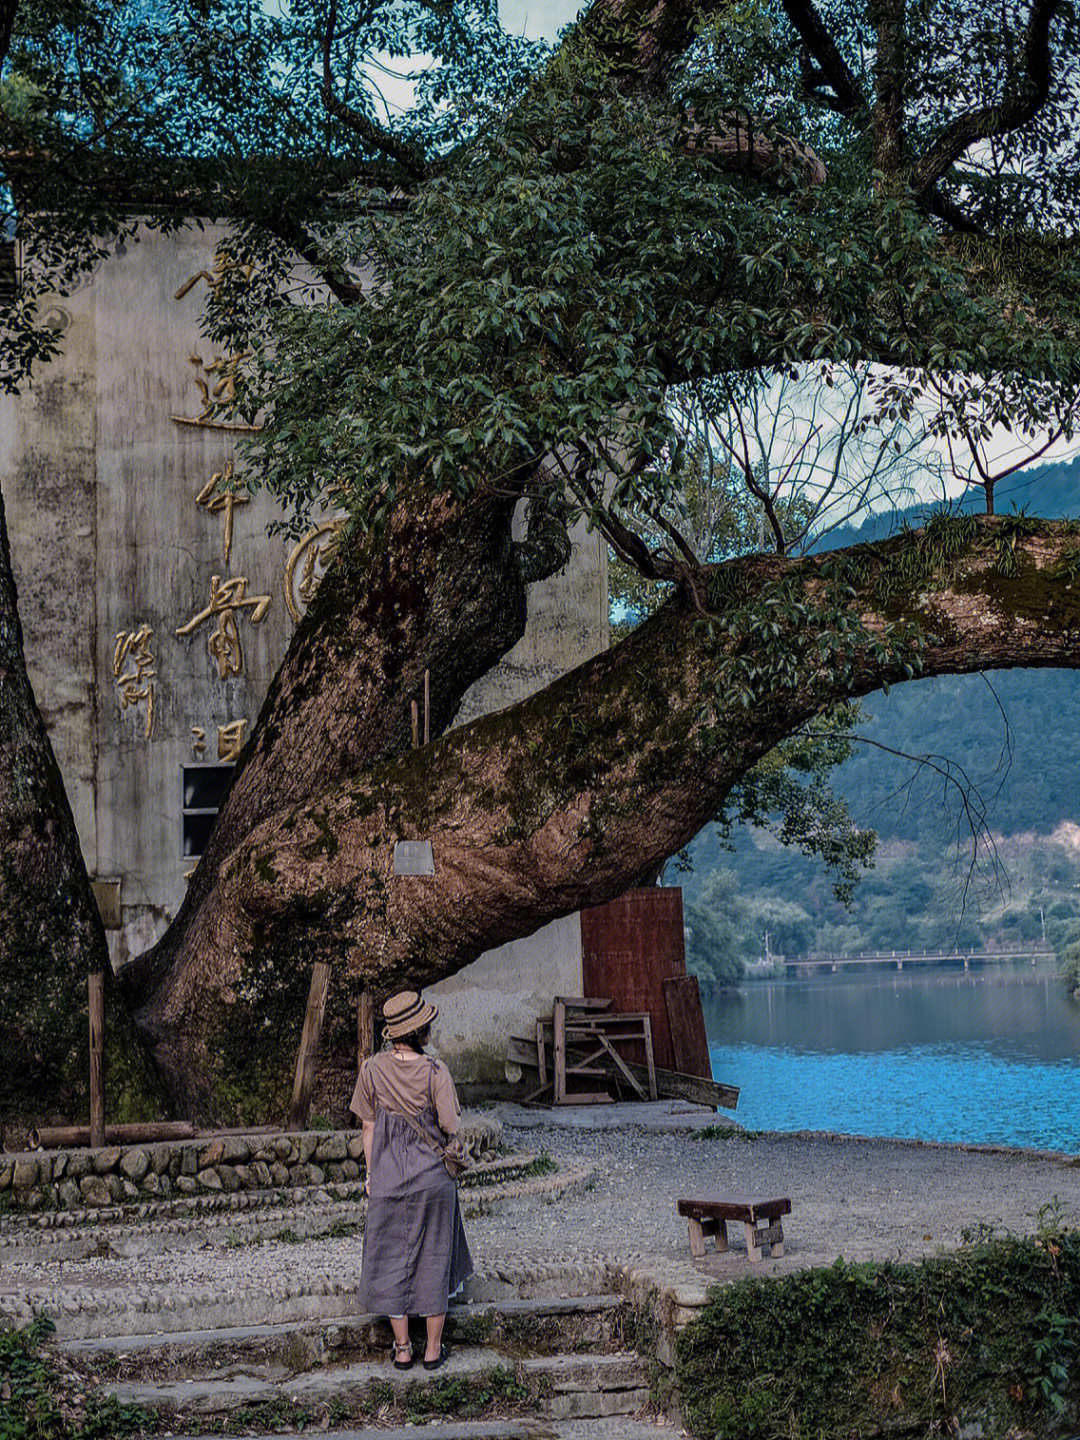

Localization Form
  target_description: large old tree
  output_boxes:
[3,0,1080,1122]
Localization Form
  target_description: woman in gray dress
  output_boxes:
[351,990,473,1371]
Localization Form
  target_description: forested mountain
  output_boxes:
[683,457,1080,979]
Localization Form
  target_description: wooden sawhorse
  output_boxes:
[677,1194,791,1262]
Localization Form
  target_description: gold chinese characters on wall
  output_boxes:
[195,459,250,563]
[175,575,272,680]
[113,625,156,739]
[190,720,248,762]
[171,351,261,433]
[284,519,345,624]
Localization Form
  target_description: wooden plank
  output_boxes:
[663,975,711,1079]
[88,973,106,1149]
[677,1195,791,1223]
[553,998,567,1105]
[581,888,687,1071]
[642,1014,658,1100]
[535,1020,547,1089]
[288,961,331,1131]
[556,996,613,1010]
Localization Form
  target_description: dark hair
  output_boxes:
[394,1023,430,1052]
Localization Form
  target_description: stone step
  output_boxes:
[4,1259,619,1341]
[165,1421,677,1440]
[103,1345,652,1425]
[59,1295,625,1380]
[0,1157,595,1265]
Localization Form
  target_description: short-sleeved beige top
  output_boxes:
[350,1050,461,1136]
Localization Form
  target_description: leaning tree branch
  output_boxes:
[907,0,1062,199]
[321,0,430,179]
[781,0,867,118]
[135,514,1080,1114]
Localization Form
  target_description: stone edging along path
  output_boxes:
[0,1115,506,1213]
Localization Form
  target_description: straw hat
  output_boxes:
[383,989,439,1040]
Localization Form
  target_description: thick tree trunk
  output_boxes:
[132,515,1080,1118]
[120,484,567,1117]
[122,488,530,1010]
[0,484,163,1133]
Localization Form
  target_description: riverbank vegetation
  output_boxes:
[679,1217,1080,1439]
[677,460,1080,979]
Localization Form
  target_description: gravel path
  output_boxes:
[4,1115,1080,1297]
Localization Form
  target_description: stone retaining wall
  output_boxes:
[0,1116,502,1212]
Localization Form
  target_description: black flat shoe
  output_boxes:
[422,1345,449,1371]
[392,1342,414,1370]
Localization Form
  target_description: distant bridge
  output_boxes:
[766,945,1053,975]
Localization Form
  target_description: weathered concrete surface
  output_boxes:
[1,225,608,1069]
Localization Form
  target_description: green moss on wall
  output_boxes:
[678,1229,1080,1439]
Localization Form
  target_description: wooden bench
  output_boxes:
[677,1194,791,1262]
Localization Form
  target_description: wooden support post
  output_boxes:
[88,972,106,1149]
[358,991,375,1066]
[423,669,430,746]
[288,961,332,1131]
[642,1015,658,1100]
[553,998,567,1104]
[410,700,419,749]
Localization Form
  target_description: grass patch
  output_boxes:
[687,1124,759,1141]
[403,1365,531,1423]
[521,1151,557,1177]
[0,1316,154,1438]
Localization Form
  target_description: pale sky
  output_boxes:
[498,0,584,42]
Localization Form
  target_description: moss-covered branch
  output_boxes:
[133,514,1080,1117]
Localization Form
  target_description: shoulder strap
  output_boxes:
[398,1103,454,1165]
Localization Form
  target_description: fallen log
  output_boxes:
[506,1036,739,1111]
[29,1121,284,1150]
[30,1121,197,1149]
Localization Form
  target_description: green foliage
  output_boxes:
[686,1123,758,1141]
[1056,935,1080,995]
[403,1366,530,1423]
[678,1231,1080,1439]
[0,1317,151,1439]
[521,1151,557,1177]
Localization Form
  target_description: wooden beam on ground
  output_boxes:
[88,972,106,1148]
[288,961,331,1131]
[32,1121,197,1150]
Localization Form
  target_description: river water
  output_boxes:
[703,965,1080,1152]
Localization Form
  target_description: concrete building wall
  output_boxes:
[1,223,608,1069]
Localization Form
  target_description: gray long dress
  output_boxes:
[358,1061,473,1316]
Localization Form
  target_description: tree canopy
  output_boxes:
[4,0,1080,1122]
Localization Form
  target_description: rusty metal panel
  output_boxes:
[580,888,691,1074]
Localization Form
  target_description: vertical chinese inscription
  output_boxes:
[217,719,248,761]
[113,626,157,739]
[175,575,272,679]
[195,460,250,563]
